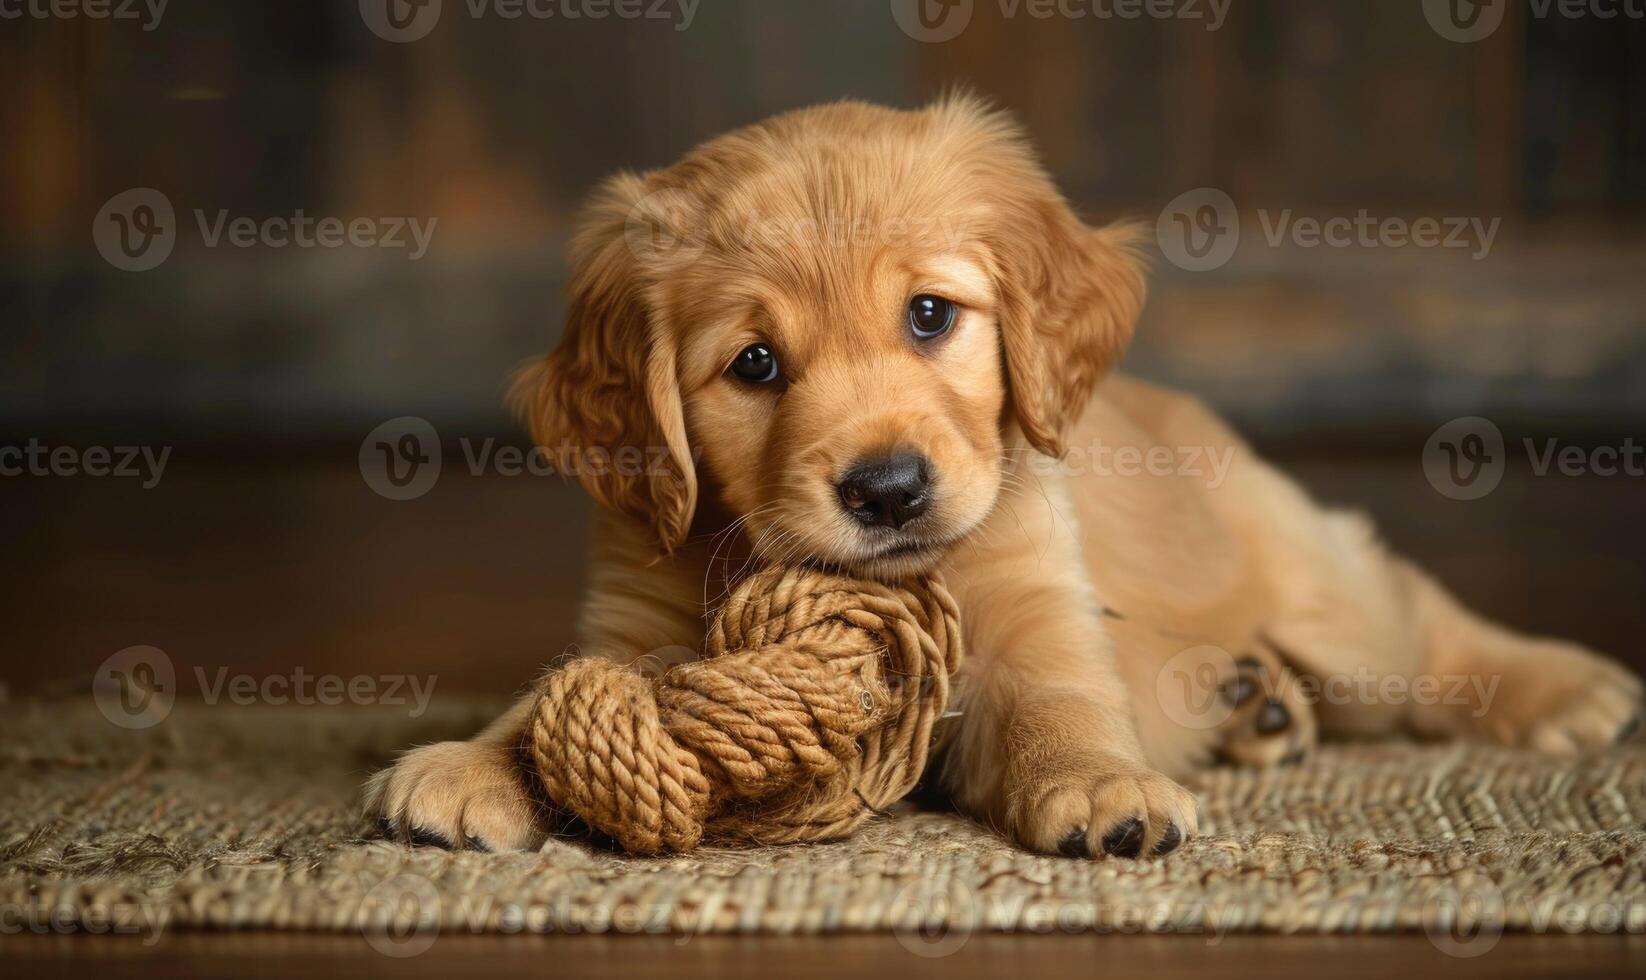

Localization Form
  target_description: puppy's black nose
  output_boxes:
[838,454,932,530]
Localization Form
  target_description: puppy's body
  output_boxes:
[366,98,1641,857]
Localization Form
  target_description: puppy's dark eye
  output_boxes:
[730,342,779,383]
[908,295,957,340]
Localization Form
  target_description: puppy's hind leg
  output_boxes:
[1258,502,1641,754]
[1393,560,1642,754]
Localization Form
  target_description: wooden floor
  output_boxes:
[4,933,1645,980]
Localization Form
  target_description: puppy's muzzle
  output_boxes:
[837,453,932,530]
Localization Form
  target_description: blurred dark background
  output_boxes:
[2,0,1643,699]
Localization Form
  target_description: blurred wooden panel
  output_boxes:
[3,0,1642,438]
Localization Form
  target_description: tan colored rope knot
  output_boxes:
[527,565,962,855]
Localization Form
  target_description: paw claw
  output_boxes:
[1151,820,1182,856]
[1101,817,1145,858]
[1008,766,1196,860]
[409,826,453,849]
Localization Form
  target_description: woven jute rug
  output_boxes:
[4,701,1645,949]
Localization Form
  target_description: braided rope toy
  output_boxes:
[527,565,962,855]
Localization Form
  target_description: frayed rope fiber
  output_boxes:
[528,565,962,854]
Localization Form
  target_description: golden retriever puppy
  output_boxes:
[365,96,1642,858]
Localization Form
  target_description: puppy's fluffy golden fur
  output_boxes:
[366,97,1642,857]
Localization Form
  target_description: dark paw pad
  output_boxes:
[1150,821,1183,856]
[1221,675,1258,707]
[1255,699,1291,735]
[1058,826,1090,858]
[1101,817,1145,858]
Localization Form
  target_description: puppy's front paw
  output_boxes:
[1008,762,1198,860]
[363,740,548,852]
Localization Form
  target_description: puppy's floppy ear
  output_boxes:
[994,198,1147,458]
[511,173,697,551]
